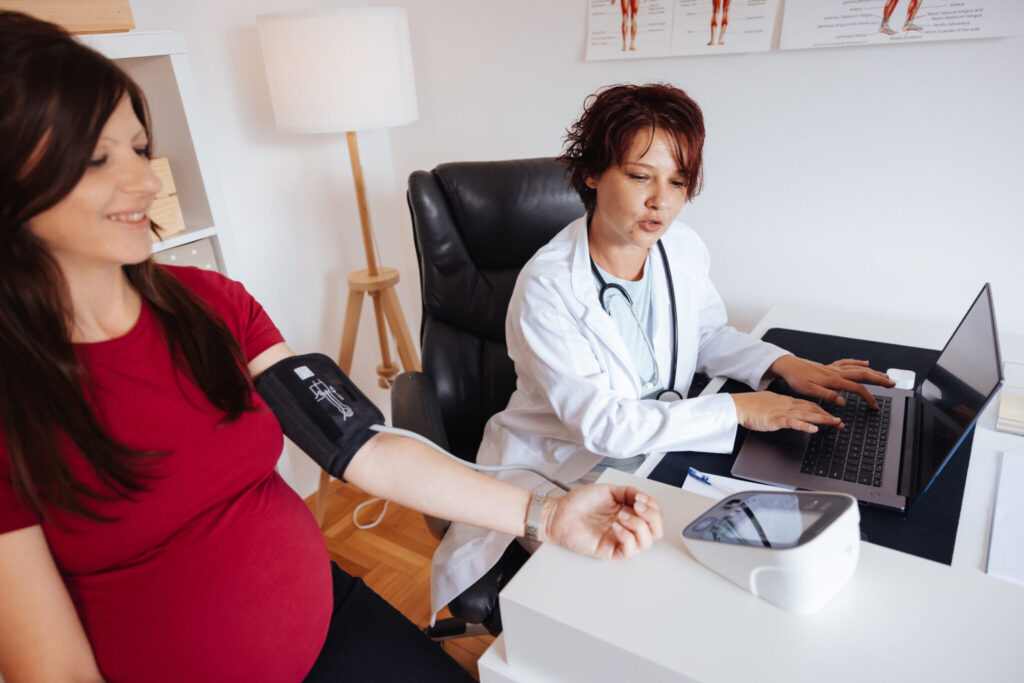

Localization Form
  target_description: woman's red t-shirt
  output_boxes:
[0,266,332,681]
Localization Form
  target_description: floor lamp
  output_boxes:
[258,8,421,522]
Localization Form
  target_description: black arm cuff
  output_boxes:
[254,353,384,481]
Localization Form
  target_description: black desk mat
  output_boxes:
[652,328,972,565]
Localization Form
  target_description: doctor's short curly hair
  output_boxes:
[559,83,705,217]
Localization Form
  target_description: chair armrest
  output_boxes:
[390,371,451,539]
[449,539,531,635]
[391,372,450,450]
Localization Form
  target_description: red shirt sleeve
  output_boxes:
[161,265,285,361]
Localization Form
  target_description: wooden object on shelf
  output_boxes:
[148,157,186,242]
[0,0,134,34]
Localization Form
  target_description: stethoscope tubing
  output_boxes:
[590,240,682,401]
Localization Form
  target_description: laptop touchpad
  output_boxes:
[764,428,811,446]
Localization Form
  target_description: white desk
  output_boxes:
[481,306,1024,682]
[481,472,1024,683]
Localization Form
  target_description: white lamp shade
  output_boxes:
[257,8,418,133]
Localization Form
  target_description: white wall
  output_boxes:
[130,0,1024,496]
[388,0,1023,334]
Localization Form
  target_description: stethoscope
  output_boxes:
[590,240,683,402]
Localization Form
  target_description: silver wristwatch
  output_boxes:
[524,490,548,541]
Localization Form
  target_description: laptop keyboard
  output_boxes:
[800,392,892,487]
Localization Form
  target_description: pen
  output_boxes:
[687,467,738,496]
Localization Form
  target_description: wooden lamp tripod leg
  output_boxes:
[369,290,399,389]
[314,131,421,528]
[381,286,419,374]
[337,287,365,376]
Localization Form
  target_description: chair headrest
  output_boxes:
[407,157,584,342]
[428,157,584,270]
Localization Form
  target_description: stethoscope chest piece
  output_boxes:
[657,388,683,402]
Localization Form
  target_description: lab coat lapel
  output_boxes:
[568,218,643,394]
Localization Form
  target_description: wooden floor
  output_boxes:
[306,479,494,680]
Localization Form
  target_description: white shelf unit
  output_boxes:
[77,31,236,274]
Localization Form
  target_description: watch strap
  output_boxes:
[524,490,547,541]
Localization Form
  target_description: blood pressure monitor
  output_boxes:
[681,491,860,614]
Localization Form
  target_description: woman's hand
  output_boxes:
[732,391,843,433]
[768,355,894,410]
[540,485,664,560]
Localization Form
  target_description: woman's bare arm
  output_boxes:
[0,525,104,682]
[248,342,663,557]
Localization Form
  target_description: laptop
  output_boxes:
[732,284,1004,511]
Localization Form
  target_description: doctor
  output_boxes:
[431,83,893,622]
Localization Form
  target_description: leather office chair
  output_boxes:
[393,157,585,637]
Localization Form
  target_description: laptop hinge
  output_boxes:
[897,395,918,499]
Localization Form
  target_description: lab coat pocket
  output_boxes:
[563,338,603,378]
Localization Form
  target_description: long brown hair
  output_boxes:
[0,11,254,521]
[559,83,706,218]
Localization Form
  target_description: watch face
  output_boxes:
[683,492,849,549]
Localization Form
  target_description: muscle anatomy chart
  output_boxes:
[781,0,1020,50]
[586,0,780,60]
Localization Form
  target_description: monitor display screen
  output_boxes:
[688,493,824,549]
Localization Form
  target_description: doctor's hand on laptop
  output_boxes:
[767,355,895,410]
[732,355,895,434]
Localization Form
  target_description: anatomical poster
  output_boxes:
[780,0,1022,50]
[586,0,781,60]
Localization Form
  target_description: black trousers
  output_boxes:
[303,563,474,682]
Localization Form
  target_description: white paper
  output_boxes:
[586,0,780,61]
[682,470,789,500]
[996,392,1024,435]
[996,364,1024,435]
[986,451,1024,586]
[781,0,1023,51]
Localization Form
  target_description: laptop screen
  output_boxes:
[913,285,1003,500]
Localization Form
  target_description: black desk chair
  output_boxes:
[393,157,584,637]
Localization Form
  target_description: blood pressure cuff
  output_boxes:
[254,353,384,481]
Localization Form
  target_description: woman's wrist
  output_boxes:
[538,495,557,544]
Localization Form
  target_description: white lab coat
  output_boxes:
[430,216,788,619]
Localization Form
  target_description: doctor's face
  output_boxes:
[585,127,688,257]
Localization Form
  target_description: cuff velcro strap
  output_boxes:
[254,353,384,481]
